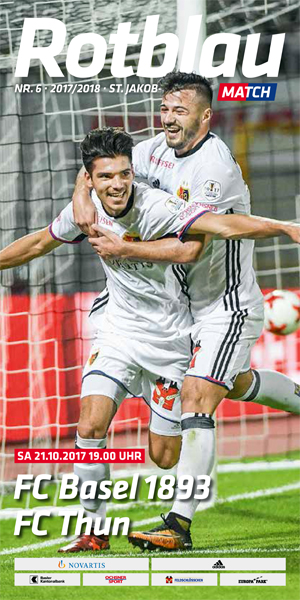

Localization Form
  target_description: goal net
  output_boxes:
[0,0,299,503]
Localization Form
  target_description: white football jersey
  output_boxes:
[50,182,194,342]
[133,131,263,319]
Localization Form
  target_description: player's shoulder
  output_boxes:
[195,132,242,183]
[134,181,169,204]
[134,182,176,221]
[134,132,166,155]
[133,182,183,233]
[202,132,234,164]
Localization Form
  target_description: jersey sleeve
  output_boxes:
[191,160,248,214]
[133,133,165,178]
[49,202,87,244]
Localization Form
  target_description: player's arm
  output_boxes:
[183,211,300,243]
[89,225,205,264]
[0,228,62,270]
[72,167,97,237]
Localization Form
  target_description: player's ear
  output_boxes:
[84,170,93,189]
[131,165,135,178]
[203,107,213,123]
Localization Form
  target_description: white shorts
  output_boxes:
[187,304,264,390]
[81,332,190,436]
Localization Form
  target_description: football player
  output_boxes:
[5,127,293,552]
[73,73,300,551]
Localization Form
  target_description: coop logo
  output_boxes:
[218,83,277,101]
[212,560,225,569]
[58,560,66,569]
[105,575,127,584]
[238,576,268,584]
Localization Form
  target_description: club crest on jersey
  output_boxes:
[152,378,179,411]
[122,232,142,242]
[165,197,185,214]
[202,180,221,200]
[88,351,99,365]
[295,383,300,398]
[177,182,190,202]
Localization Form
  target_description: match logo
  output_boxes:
[218,83,277,101]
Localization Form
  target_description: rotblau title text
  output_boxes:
[15,15,285,79]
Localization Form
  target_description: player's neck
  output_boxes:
[175,130,211,158]
[101,186,135,219]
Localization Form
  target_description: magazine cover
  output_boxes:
[0,0,299,598]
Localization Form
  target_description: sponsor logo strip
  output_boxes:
[83,573,149,586]
[15,573,80,586]
[152,573,217,586]
[218,83,277,101]
[220,573,286,586]
[15,557,149,571]
[151,558,285,571]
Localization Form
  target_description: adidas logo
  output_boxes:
[212,559,225,569]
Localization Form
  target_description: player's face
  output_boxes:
[87,155,134,217]
[160,89,212,155]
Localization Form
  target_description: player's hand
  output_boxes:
[73,199,97,237]
[73,196,97,237]
[88,225,126,260]
[287,222,300,244]
[72,167,97,237]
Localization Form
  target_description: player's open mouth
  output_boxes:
[166,127,181,134]
[108,192,126,199]
[165,127,182,139]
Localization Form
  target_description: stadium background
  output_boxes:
[0,0,299,497]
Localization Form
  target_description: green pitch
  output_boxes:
[1,454,299,600]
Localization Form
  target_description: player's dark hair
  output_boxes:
[80,127,134,174]
[159,71,213,106]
